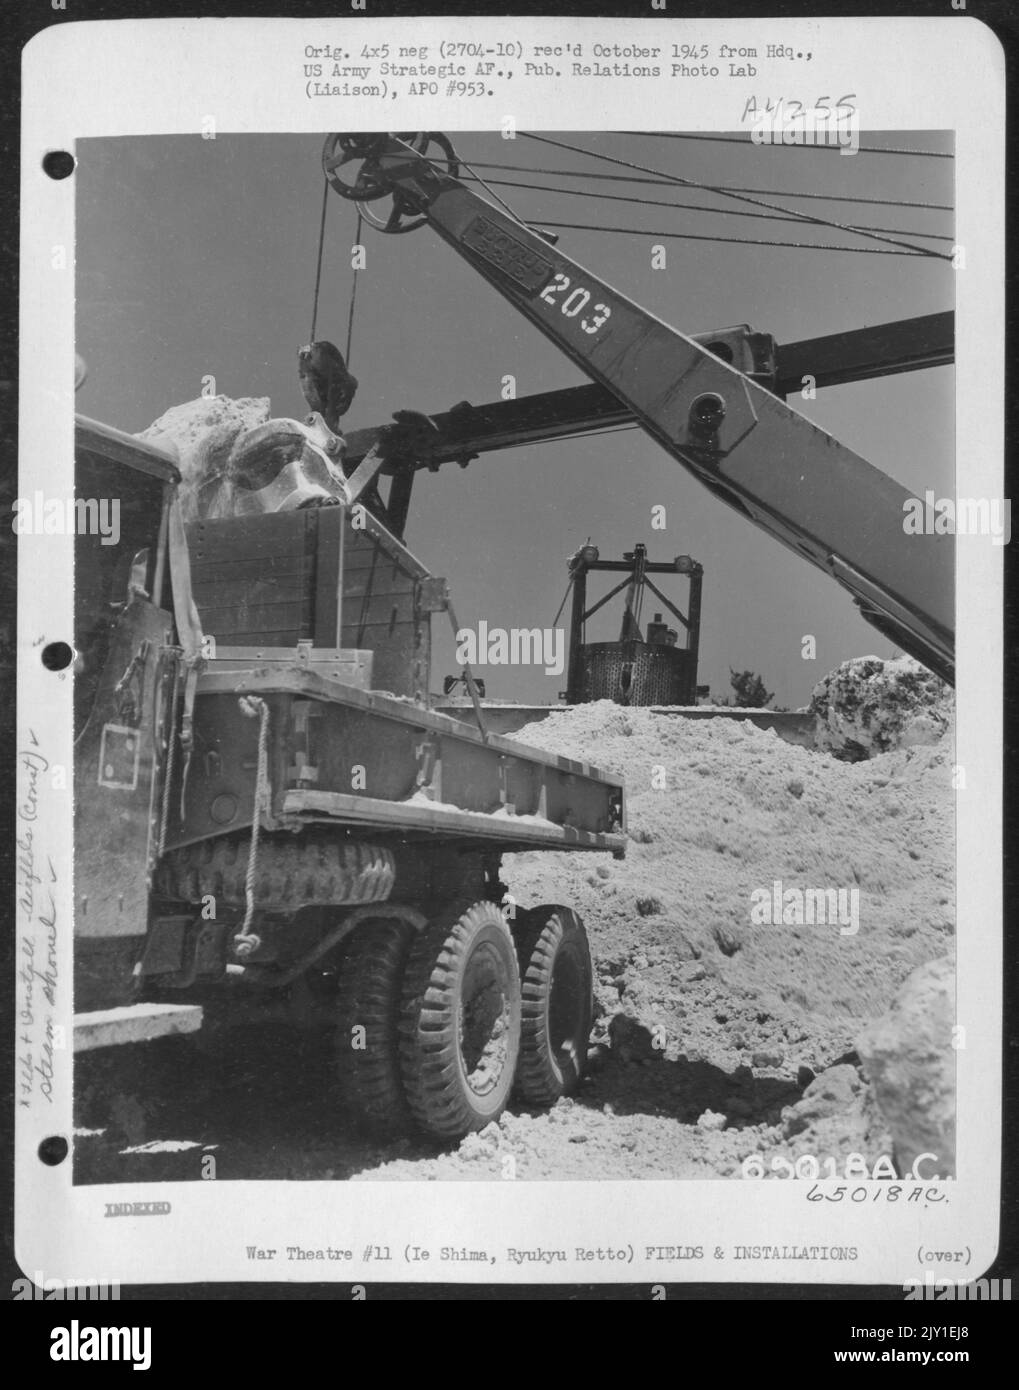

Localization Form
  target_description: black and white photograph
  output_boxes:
[12,11,1007,1303]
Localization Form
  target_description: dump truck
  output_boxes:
[73,413,625,1140]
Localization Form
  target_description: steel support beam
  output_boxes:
[774,310,954,397]
[345,311,953,474]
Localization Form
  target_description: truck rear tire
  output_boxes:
[513,905,593,1106]
[335,917,415,1134]
[399,901,521,1140]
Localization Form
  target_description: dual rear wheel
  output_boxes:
[334,900,593,1140]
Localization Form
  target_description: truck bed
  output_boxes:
[168,663,626,856]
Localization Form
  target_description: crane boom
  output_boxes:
[326,133,954,683]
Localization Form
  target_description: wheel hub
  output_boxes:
[460,942,513,1097]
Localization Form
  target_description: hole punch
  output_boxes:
[42,150,75,180]
[38,1135,68,1166]
[41,641,74,671]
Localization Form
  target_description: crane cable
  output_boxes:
[430,158,954,212]
[455,153,532,229]
[309,183,364,365]
[309,177,329,343]
[317,132,951,338]
[520,132,952,261]
[629,131,953,159]
[428,153,943,256]
[551,574,575,628]
[439,167,945,258]
[345,208,363,366]
[533,221,934,256]
[457,173,953,243]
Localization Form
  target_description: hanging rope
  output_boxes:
[345,208,363,367]
[309,177,330,343]
[236,695,270,953]
[157,662,182,857]
[520,133,952,260]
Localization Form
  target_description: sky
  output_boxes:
[75,130,954,708]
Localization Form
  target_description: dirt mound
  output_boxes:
[505,702,952,1050]
[858,954,956,1177]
